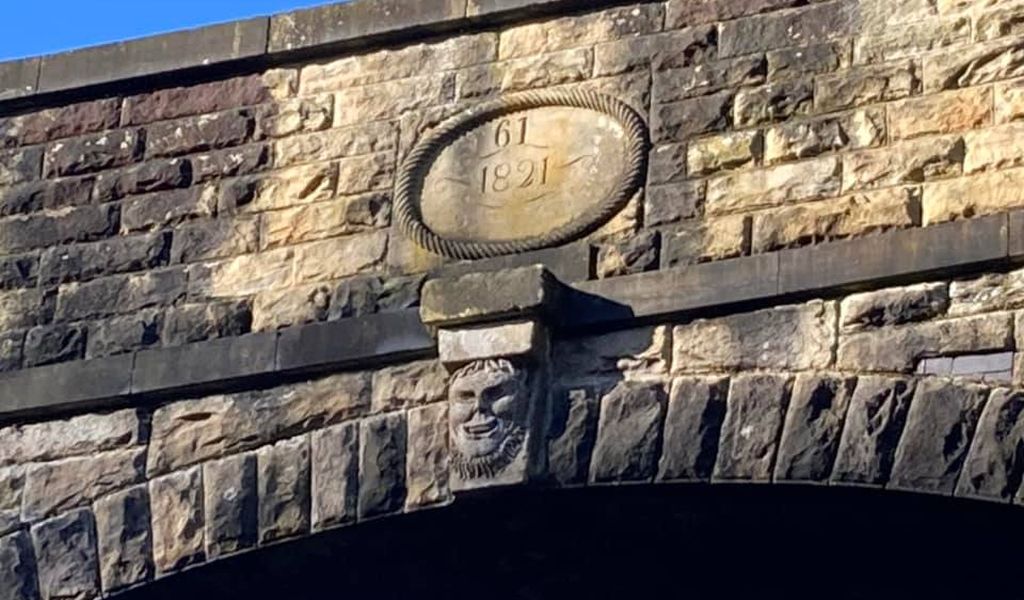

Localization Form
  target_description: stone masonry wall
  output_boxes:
[3,0,1024,373]
[5,266,1024,597]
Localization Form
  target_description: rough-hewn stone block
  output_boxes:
[498,4,663,59]
[734,79,814,127]
[889,87,992,141]
[774,374,856,482]
[714,374,792,482]
[123,74,276,125]
[0,408,143,467]
[924,37,1024,92]
[406,403,450,510]
[311,423,359,530]
[358,412,407,518]
[653,56,766,104]
[44,129,142,177]
[94,158,191,202]
[764,107,884,165]
[854,15,969,64]
[832,376,915,486]
[1,98,121,147]
[258,436,311,543]
[55,268,186,321]
[32,509,101,600]
[922,168,1024,224]
[661,215,749,267]
[21,447,146,522]
[594,26,717,78]
[657,376,728,482]
[666,0,803,28]
[0,147,42,186]
[122,187,216,232]
[590,382,667,483]
[150,468,204,574]
[956,389,1024,501]
[548,383,603,486]
[768,42,846,80]
[0,530,39,600]
[23,323,87,367]
[644,180,703,226]
[687,130,761,176]
[554,326,670,382]
[203,453,257,559]
[706,156,841,215]
[94,485,153,593]
[964,121,1024,174]
[40,231,170,285]
[840,282,949,332]
[815,60,920,111]
[0,177,94,217]
[652,92,733,144]
[272,122,396,168]
[842,135,964,192]
[0,203,120,253]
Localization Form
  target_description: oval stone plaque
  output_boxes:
[395,90,649,260]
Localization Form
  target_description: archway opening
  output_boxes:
[125,485,1023,599]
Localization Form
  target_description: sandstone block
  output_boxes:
[0,147,42,186]
[162,300,252,346]
[94,485,153,593]
[667,0,803,27]
[334,75,453,126]
[292,231,388,284]
[259,95,333,139]
[595,231,660,279]
[661,215,749,266]
[0,177,94,217]
[0,330,23,373]
[1,97,120,146]
[358,413,407,519]
[40,231,171,285]
[336,153,395,195]
[459,49,593,99]
[964,121,1024,173]
[192,144,269,183]
[0,253,36,291]
[889,87,992,141]
[734,79,814,127]
[187,247,294,300]
[123,74,275,125]
[0,204,120,253]
[272,122,397,168]
[922,169,1024,224]
[657,376,728,482]
[0,531,39,600]
[713,374,792,482]
[594,26,717,77]
[854,15,969,64]
[956,389,1024,501]
[94,158,192,202]
[0,408,143,467]
[406,403,450,510]
[55,268,186,322]
[260,202,371,250]
[258,436,311,543]
[122,187,216,232]
[311,423,359,530]
[371,360,447,414]
[499,4,663,59]
[815,61,920,112]
[44,129,142,177]
[170,217,259,264]
[837,312,1013,372]
[0,466,23,536]
[590,382,668,483]
[842,135,964,192]
[23,323,87,367]
[146,111,252,159]
[547,383,603,486]
[764,107,885,165]
[150,468,204,574]
[644,181,703,226]
[774,374,856,482]
[203,453,257,558]
[995,79,1024,123]
[652,91,733,144]
[148,372,370,475]
[831,376,915,486]
[251,284,330,332]
[840,282,949,332]
[653,56,766,104]
[32,509,100,600]
[925,37,1024,92]
[950,268,1024,316]
[21,448,146,522]
[554,326,670,382]
[718,2,856,57]
[673,301,836,373]
[977,4,1024,41]
[0,288,42,331]
[687,130,761,176]
[706,156,841,215]
[889,378,988,494]
[647,143,688,185]
[767,42,846,80]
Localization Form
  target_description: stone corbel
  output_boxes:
[420,265,562,493]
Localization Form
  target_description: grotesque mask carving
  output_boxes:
[448,359,529,481]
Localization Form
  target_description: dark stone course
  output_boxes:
[658,376,729,482]
[1,98,121,148]
[204,453,258,559]
[311,423,360,530]
[734,79,815,127]
[0,253,37,290]
[23,323,87,367]
[596,231,660,279]
[146,110,254,159]
[55,268,186,322]
[358,412,407,519]
[774,374,857,483]
[38,19,268,94]
[0,530,40,600]
[644,181,704,225]
[94,158,192,202]
[86,310,164,359]
[0,203,120,254]
[548,382,604,486]
[768,42,845,81]
[31,508,101,600]
[718,1,857,58]
[421,264,558,327]
[714,374,792,482]
[194,144,271,184]
[889,378,988,495]
[132,332,277,395]
[169,217,259,264]
[653,56,767,104]
[0,353,132,416]
[94,485,153,593]
[39,231,171,285]
[122,188,214,232]
[0,57,39,102]
[832,376,915,486]
[652,91,733,144]
[666,0,805,28]
[0,330,25,372]
[43,129,143,178]
[955,389,1024,502]
[258,436,312,543]
[0,146,43,187]
[124,74,275,126]
[590,382,668,483]
[161,301,252,347]
[0,177,94,217]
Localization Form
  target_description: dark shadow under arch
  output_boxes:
[123,485,1024,600]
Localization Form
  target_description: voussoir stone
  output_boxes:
[714,374,792,482]
[406,403,451,510]
[548,382,604,486]
[590,382,668,484]
[94,485,153,593]
[0,530,40,600]
[956,389,1024,502]
[774,374,857,483]
[657,376,729,482]
[150,468,204,574]
[0,466,24,536]
[831,376,916,487]
[889,378,988,495]
[258,436,311,544]
[203,453,257,559]
[148,372,370,475]
[358,413,407,519]
[311,423,360,531]
[32,508,101,600]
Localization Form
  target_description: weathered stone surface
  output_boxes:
[21,447,146,522]
[271,122,396,168]
[358,413,407,519]
[0,466,23,535]
[955,389,1024,501]
[0,530,39,600]
[32,509,100,600]
[193,144,269,183]
[0,147,42,186]
[815,61,920,112]
[889,87,992,141]
[924,37,1024,92]
[547,383,603,486]
[406,403,450,509]
[94,485,153,593]
[94,158,192,202]
[889,378,988,494]
[734,79,814,127]
[764,108,885,164]
[714,374,792,482]
[146,111,253,158]
[594,26,717,77]
[203,453,257,559]
[0,253,36,291]
[0,408,143,467]
[977,4,1024,41]
[673,301,836,373]
[837,312,1013,372]
[662,215,749,267]
[259,198,384,250]
[371,360,447,414]
[0,329,23,373]
[187,247,293,299]
[922,168,1024,224]
[0,98,121,147]
[311,423,359,530]
[768,42,846,80]
[258,436,311,543]
[949,268,1024,317]
[148,372,370,474]
[0,177,94,217]
[590,382,667,483]
[459,48,592,99]
[333,75,453,126]
[421,264,554,327]
[644,181,704,226]
[657,376,728,482]
[774,374,856,482]
[40,231,170,286]
[439,321,541,366]
[751,186,920,252]
[55,268,186,322]
[855,15,970,64]
[718,1,854,57]
[666,0,803,27]
[292,232,387,284]
[996,78,1024,123]
[44,129,142,177]
[122,187,216,232]
[123,74,274,125]
[498,4,662,59]
[964,121,1024,174]
[162,300,251,346]
[258,95,333,139]
[0,289,42,331]
[554,326,670,382]
[150,468,204,574]
[687,130,761,176]
[596,231,660,279]
[842,135,964,192]
[841,282,949,332]
[171,217,259,264]
[706,156,841,215]
[23,323,87,367]
[653,56,766,104]
[0,204,120,253]
[251,284,330,332]
[652,91,733,143]
[832,376,915,486]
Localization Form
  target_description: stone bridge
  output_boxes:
[3,0,1024,598]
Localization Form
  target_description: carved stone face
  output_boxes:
[448,359,529,479]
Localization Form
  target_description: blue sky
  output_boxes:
[0,0,343,61]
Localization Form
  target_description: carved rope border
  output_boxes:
[394,90,651,260]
